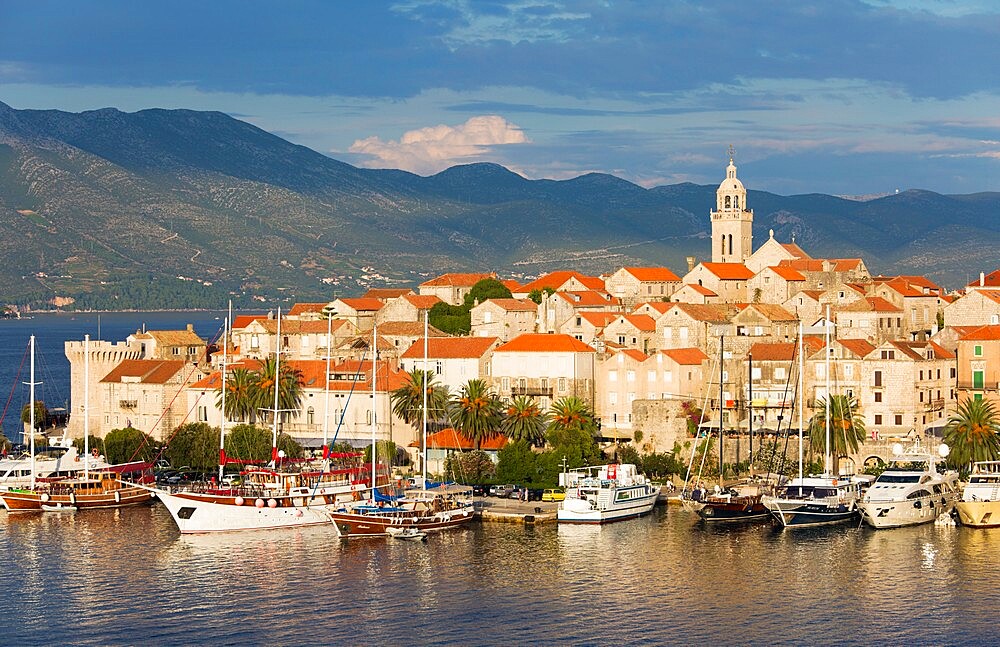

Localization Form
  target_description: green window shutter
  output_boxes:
[973,370,984,389]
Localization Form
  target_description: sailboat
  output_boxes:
[151,311,364,533]
[697,335,772,523]
[762,312,869,527]
[0,335,154,512]
[325,318,475,538]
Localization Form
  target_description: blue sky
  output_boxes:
[2,0,999,195]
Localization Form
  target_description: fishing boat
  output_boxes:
[954,461,1000,528]
[858,443,959,529]
[0,444,111,491]
[557,463,658,524]
[697,481,772,523]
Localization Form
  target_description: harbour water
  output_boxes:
[2,504,999,645]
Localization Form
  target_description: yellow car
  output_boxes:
[542,489,566,502]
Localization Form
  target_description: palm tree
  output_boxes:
[500,396,548,447]
[943,397,1000,469]
[449,379,502,450]
[251,358,304,427]
[808,394,865,474]
[547,396,598,443]
[391,369,449,441]
[216,367,257,423]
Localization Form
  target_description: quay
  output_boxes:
[475,498,559,525]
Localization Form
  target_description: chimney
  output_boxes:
[686,256,696,272]
[981,272,986,287]
[187,323,194,332]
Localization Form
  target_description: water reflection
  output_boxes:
[2,504,1000,644]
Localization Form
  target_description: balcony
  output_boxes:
[511,386,553,397]
[118,399,138,410]
[957,382,998,392]
[923,398,945,412]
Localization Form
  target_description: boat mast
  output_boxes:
[825,304,832,476]
[84,334,90,481]
[218,317,228,481]
[798,321,804,483]
[719,334,724,482]
[322,306,334,469]
[422,310,428,493]
[371,321,378,500]
[271,307,282,464]
[28,335,36,489]
[748,350,753,476]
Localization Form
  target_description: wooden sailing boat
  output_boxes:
[0,335,154,513]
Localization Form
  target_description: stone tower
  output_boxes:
[64,339,143,438]
[710,146,753,263]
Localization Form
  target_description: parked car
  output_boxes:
[527,488,544,501]
[471,484,488,497]
[490,484,516,498]
[542,488,566,502]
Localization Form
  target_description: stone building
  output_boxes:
[710,148,753,264]
[490,334,596,411]
[470,298,538,341]
[955,325,1000,408]
[604,266,682,308]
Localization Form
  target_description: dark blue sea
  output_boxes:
[2,312,1000,645]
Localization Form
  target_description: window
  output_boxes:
[974,345,984,357]
[435,361,443,375]
[307,407,315,425]
[816,364,825,378]
[774,367,786,380]
[540,377,548,390]
[501,377,509,391]
[919,370,924,381]
[874,371,882,387]
[618,335,626,345]
[250,334,260,349]
[951,367,957,379]
[679,327,688,340]
[172,347,181,355]
[843,364,853,378]
[609,392,618,405]
[198,405,208,422]
[664,370,673,382]
[894,414,903,426]
[648,370,656,382]
[663,329,672,341]
[974,370,985,389]
[751,367,762,380]
[875,414,883,425]
[558,378,566,391]
[575,316,581,326]
[609,370,618,382]
[627,370,636,382]
[484,311,493,323]
[628,392,636,404]
[875,392,882,403]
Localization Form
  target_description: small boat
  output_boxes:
[386,526,428,542]
[557,463,658,524]
[41,503,77,513]
[697,482,772,523]
[955,461,1000,528]
[858,443,959,529]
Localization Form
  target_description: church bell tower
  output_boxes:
[710,146,753,263]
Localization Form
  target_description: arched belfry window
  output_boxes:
[734,196,739,209]
[725,196,731,208]
[720,235,726,256]
[728,234,733,256]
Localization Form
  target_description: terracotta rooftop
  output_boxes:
[619,349,649,362]
[741,303,798,321]
[960,325,1000,341]
[579,312,620,328]
[968,269,1000,288]
[400,336,500,359]
[377,321,448,337]
[622,267,682,282]
[408,428,508,451]
[363,288,414,299]
[495,334,596,353]
[683,283,718,296]
[768,265,807,281]
[620,314,657,332]
[700,262,754,280]
[748,342,797,361]
[837,339,876,358]
[554,290,618,307]
[660,347,709,365]
[101,360,188,385]
[254,318,350,335]
[420,272,495,288]
[633,301,672,315]
[668,303,734,322]
[338,298,386,312]
[480,298,538,312]
[779,242,811,259]
[518,271,605,293]
[232,315,269,329]
[132,328,206,347]
[402,294,443,309]
[286,302,330,317]
[839,296,902,313]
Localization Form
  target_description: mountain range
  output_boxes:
[1,100,998,310]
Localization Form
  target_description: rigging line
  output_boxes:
[770,332,801,480]
[0,341,30,439]
[681,349,718,495]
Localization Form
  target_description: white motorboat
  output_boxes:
[557,463,658,524]
[858,443,959,529]
[955,461,1000,528]
[386,526,428,541]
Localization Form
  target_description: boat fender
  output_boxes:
[294,509,303,517]
[74,455,80,462]
[40,493,50,503]
[234,497,244,506]
[267,498,278,508]
[114,490,122,504]
[70,493,76,505]
[255,498,265,508]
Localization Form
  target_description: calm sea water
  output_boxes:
[1,504,998,645]
[0,311,229,442]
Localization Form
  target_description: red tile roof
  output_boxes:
[255,319,350,335]
[232,315,269,329]
[409,428,508,451]
[623,267,681,282]
[363,288,414,299]
[668,303,734,322]
[768,265,807,281]
[495,334,596,353]
[420,272,495,287]
[500,279,522,292]
[287,302,329,316]
[554,290,618,307]
[481,298,537,312]
[837,339,877,358]
[780,242,811,259]
[400,336,500,359]
[633,302,672,315]
[928,341,955,359]
[620,349,649,362]
[622,314,657,332]
[579,312,620,327]
[101,360,188,384]
[742,304,798,321]
[660,348,709,365]
[748,342,796,361]
[701,262,754,280]
[960,325,1000,341]
[968,269,1000,288]
[683,283,718,296]
[403,294,443,309]
[338,298,386,312]
[377,321,448,337]
[518,271,605,293]
[839,296,902,313]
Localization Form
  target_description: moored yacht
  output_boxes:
[955,461,1000,528]
[858,443,959,529]
[557,463,658,524]
[763,475,871,528]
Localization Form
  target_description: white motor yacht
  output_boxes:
[858,443,958,529]
[557,464,658,524]
[955,461,1000,528]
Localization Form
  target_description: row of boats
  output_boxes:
[677,443,1000,531]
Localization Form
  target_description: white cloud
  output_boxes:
[348,115,530,174]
